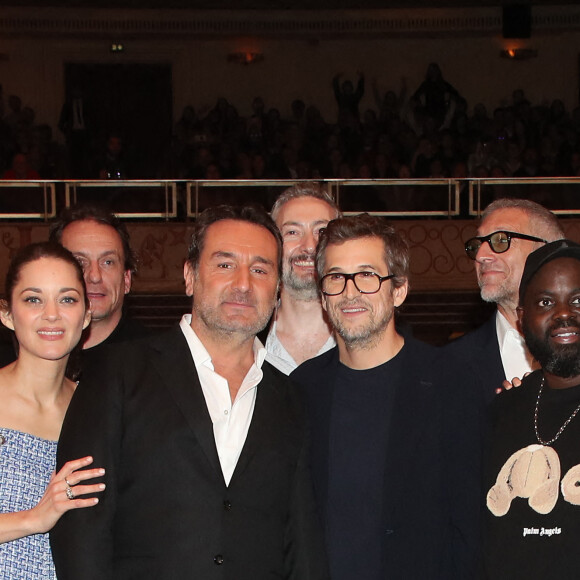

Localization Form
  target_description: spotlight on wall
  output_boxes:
[500,48,537,60]
[227,52,264,65]
[110,43,125,53]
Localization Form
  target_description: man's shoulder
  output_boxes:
[493,369,542,411]
[290,347,338,384]
[83,325,185,372]
[108,315,151,344]
[401,337,467,389]
[401,335,439,360]
[444,314,498,358]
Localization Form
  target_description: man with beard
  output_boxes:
[51,205,329,580]
[446,198,563,404]
[291,214,482,579]
[265,183,340,374]
[485,239,580,579]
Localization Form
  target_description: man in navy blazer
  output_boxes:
[51,205,328,580]
[445,198,563,404]
[291,214,483,579]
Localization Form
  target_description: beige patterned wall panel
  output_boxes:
[0,220,578,296]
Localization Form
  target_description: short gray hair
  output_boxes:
[270,182,340,223]
[482,198,564,242]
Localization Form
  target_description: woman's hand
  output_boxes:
[26,455,105,534]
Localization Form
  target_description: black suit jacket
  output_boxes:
[51,326,328,580]
[444,313,505,406]
[291,338,483,579]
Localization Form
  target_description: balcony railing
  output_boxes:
[1,177,580,220]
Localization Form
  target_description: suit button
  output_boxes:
[223,500,232,511]
[214,555,224,565]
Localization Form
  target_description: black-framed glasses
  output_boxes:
[320,271,395,296]
[464,230,547,260]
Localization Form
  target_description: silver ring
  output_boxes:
[64,477,74,487]
[65,485,75,500]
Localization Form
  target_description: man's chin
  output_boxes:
[283,276,318,299]
[480,285,509,305]
[87,309,114,323]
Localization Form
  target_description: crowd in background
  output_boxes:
[3,63,580,183]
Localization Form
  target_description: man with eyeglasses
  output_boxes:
[446,198,564,404]
[291,213,482,579]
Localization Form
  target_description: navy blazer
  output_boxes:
[444,314,505,406]
[291,337,484,580]
[51,326,329,580]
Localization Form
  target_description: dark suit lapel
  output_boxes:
[382,341,434,520]
[149,327,224,482]
[294,348,340,520]
[229,363,283,486]
[481,314,505,384]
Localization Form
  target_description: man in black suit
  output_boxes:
[445,198,563,404]
[291,214,482,579]
[51,205,328,579]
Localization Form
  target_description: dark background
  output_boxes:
[8,0,577,10]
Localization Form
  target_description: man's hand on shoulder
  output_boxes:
[498,372,531,394]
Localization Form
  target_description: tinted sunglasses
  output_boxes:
[465,230,547,260]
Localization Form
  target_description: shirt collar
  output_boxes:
[496,309,524,350]
[179,313,267,370]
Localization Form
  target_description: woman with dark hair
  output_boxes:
[0,242,104,579]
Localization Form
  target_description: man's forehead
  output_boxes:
[205,219,277,256]
[478,208,530,236]
[61,220,125,259]
[276,197,336,227]
[324,237,387,270]
[530,257,580,289]
[62,220,123,246]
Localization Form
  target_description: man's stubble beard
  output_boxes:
[478,272,518,309]
[328,298,392,350]
[194,290,275,340]
[282,256,320,301]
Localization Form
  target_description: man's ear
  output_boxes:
[321,292,328,313]
[516,305,524,335]
[83,309,92,330]
[183,261,195,297]
[123,270,132,295]
[0,299,14,331]
[393,279,409,308]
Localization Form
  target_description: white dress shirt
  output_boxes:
[265,320,336,375]
[179,314,267,486]
[496,310,536,382]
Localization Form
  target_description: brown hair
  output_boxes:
[49,203,137,273]
[4,242,88,309]
[316,213,409,290]
[187,205,283,275]
[3,242,89,379]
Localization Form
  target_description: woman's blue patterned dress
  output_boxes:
[0,428,57,579]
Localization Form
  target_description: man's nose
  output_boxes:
[475,240,496,262]
[232,267,251,291]
[301,230,316,253]
[343,277,360,299]
[86,262,102,283]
